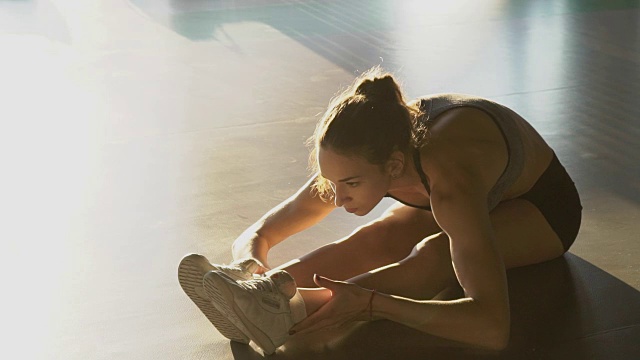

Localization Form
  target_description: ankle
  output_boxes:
[289,289,307,323]
[298,288,332,317]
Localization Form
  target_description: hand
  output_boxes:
[231,257,271,275]
[290,275,372,335]
[252,259,271,275]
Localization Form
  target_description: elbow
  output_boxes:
[469,302,510,351]
[471,297,510,351]
[480,317,510,351]
[484,329,509,351]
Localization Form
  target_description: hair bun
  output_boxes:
[355,75,401,103]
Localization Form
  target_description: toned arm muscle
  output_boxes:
[232,175,336,265]
[373,152,510,349]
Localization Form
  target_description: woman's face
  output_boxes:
[318,147,391,216]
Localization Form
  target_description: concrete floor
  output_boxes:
[1,0,639,359]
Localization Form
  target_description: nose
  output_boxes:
[334,188,352,207]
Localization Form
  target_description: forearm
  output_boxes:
[231,176,334,263]
[231,225,271,265]
[230,203,312,265]
[372,293,510,350]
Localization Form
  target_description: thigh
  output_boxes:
[491,198,566,269]
[374,201,442,257]
[379,198,565,271]
[277,202,441,287]
[349,199,567,299]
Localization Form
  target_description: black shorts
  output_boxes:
[517,154,582,252]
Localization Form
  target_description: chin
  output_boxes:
[353,207,373,216]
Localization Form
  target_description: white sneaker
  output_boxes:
[178,254,259,343]
[203,270,305,355]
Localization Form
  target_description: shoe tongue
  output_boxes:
[268,271,297,300]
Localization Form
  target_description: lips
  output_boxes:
[345,208,358,213]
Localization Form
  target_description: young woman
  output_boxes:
[178,67,582,355]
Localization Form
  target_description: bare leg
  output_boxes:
[349,232,457,299]
[275,203,441,287]
[297,232,454,315]
[297,199,566,315]
[298,288,332,315]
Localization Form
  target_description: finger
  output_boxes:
[294,308,357,335]
[290,303,334,333]
[254,265,271,275]
[291,317,337,335]
[313,274,344,290]
[291,307,329,332]
[253,259,271,272]
[233,258,270,274]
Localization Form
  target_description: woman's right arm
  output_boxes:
[231,175,335,272]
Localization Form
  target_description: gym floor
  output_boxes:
[1,0,639,359]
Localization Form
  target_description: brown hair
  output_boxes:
[308,66,426,201]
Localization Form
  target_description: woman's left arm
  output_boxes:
[376,164,510,350]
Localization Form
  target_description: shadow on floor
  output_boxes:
[226,253,640,360]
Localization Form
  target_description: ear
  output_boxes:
[385,150,405,177]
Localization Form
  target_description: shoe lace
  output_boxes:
[241,278,276,294]
[220,260,254,274]
[221,263,242,272]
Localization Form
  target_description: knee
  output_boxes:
[339,220,390,246]
[410,232,451,261]
[337,220,415,264]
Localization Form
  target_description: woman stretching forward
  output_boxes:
[179,67,582,355]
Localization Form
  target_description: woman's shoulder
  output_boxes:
[418,106,509,191]
[426,105,497,140]
[413,92,510,162]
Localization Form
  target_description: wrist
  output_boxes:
[367,290,394,321]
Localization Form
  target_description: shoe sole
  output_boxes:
[178,254,250,344]
[203,271,277,355]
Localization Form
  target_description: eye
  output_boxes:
[346,182,359,188]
